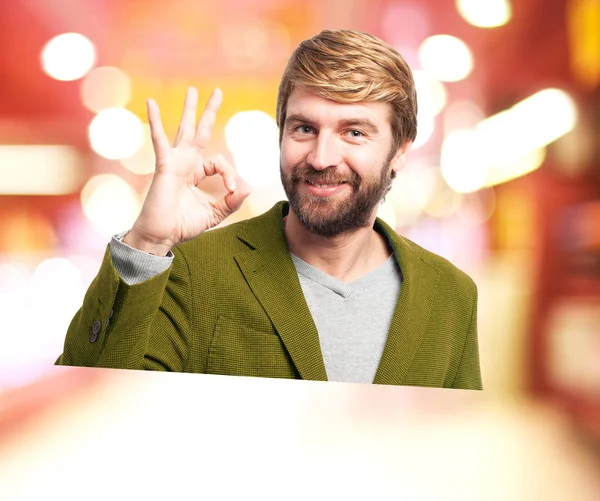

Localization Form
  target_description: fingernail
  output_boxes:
[230,181,236,191]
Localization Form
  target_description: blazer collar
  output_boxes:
[233,201,440,385]
[234,202,328,381]
[371,216,441,385]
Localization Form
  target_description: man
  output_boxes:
[57,30,482,389]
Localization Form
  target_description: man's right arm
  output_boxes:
[55,237,193,371]
[55,87,249,371]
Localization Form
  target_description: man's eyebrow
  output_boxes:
[338,118,380,134]
[285,113,315,126]
[285,114,380,134]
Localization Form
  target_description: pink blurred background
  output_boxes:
[0,0,599,497]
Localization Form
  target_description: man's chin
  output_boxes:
[294,207,371,237]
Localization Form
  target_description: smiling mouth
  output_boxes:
[306,181,347,188]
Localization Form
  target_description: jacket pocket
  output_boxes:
[206,316,298,379]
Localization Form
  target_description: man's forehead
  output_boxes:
[286,87,391,124]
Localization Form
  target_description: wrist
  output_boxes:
[122,230,173,257]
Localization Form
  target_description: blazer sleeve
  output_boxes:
[451,284,483,390]
[55,243,193,371]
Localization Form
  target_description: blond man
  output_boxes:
[58,30,482,389]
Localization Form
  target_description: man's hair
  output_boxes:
[276,29,418,152]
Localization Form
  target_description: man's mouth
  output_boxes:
[306,181,347,188]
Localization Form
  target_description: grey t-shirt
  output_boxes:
[291,254,401,383]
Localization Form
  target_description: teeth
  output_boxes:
[310,182,343,188]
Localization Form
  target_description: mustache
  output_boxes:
[291,166,361,188]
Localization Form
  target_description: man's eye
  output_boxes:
[296,126,314,134]
[348,130,365,138]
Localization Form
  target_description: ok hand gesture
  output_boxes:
[123,87,251,256]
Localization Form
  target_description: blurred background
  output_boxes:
[1,0,600,498]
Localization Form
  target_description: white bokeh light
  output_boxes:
[440,129,488,193]
[120,124,156,175]
[377,200,397,229]
[41,33,96,81]
[418,35,474,82]
[412,112,435,149]
[225,111,280,187]
[424,174,463,218]
[456,0,512,28]
[386,161,437,227]
[81,174,141,236]
[476,88,577,165]
[89,108,144,160]
[485,148,547,187]
[30,258,83,310]
[413,70,448,117]
[80,66,132,112]
[0,259,86,389]
[439,89,576,190]
[245,185,288,217]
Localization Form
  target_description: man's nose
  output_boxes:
[306,132,342,170]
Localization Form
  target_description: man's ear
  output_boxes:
[390,141,413,173]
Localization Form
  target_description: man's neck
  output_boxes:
[282,210,392,283]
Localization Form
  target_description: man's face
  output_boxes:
[280,87,408,237]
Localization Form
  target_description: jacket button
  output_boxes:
[90,320,102,343]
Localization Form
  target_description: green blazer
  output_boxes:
[57,201,482,389]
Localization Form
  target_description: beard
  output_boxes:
[280,156,395,237]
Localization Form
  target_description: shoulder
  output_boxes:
[377,218,477,298]
[409,237,477,298]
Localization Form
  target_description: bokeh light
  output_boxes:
[413,70,448,117]
[120,124,156,175]
[40,33,96,81]
[440,89,576,190]
[387,161,438,227]
[0,145,82,195]
[0,264,30,385]
[245,185,288,218]
[0,258,87,388]
[89,108,144,160]
[80,66,132,113]
[484,147,547,187]
[30,258,83,310]
[80,174,141,236]
[377,199,397,229]
[418,35,474,82]
[456,0,512,28]
[225,111,280,186]
[423,170,463,218]
[440,129,488,193]
[412,113,436,149]
[476,88,578,165]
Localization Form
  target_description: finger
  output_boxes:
[146,99,171,162]
[192,88,222,150]
[173,87,198,147]
[210,178,252,223]
[202,154,238,192]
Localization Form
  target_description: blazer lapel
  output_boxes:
[234,202,328,382]
[372,219,441,385]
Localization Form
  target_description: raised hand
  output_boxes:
[123,87,251,256]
